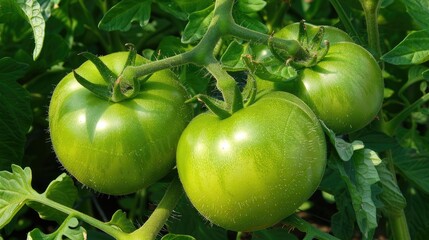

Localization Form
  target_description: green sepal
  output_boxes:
[110,45,144,102]
[73,70,110,100]
[298,20,308,46]
[229,83,244,114]
[309,26,325,51]
[124,43,136,71]
[187,94,231,119]
[242,74,257,107]
[243,54,297,83]
[79,52,117,85]
[270,20,330,68]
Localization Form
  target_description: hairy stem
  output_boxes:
[129,177,184,240]
[382,93,429,136]
[359,0,382,62]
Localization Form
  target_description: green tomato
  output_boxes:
[49,52,193,195]
[176,91,327,232]
[291,42,384,134]
[258,23,383,134]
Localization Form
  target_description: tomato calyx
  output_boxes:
[73,44,149,102]
[186,74,257,119]
[270,20,330,68]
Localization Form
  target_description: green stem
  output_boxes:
[328,0,363,45]
[122,51,194,81]
[31,195,128,239]
[384,150,411,240]
[229,23,304,57]
[359,0,382,61]
[382,93,429,136]
[128,177,184,240]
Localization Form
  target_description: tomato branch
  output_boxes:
[129,176,184,240]
[359,0,383,62]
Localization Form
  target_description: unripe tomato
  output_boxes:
[176,91,327,231]
[258,23,384,134]
[49,52,193,195]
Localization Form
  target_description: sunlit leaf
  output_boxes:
[382,30,429,65]
[107,210,136,233]
[376,162,407,216]
[17,0,46,60]
[181,4,214,43]
[27,217,86,240]
[28,173,78,223]
[0,165,38,228]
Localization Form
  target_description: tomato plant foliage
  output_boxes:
[1,0,429,240]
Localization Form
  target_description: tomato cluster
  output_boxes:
[48,22,383,231]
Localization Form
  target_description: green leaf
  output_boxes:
[161,234,196,240]
[333,149,380,239]
[381,30,429,65]
[321,121,364,161]
[0,165,38,229]
[27,173,78,223]
[331,191,356,240]
[17,0,46,60]
[181,4,214,43]
[107,210,136,233]
[237,0,267,13]
[99,0,151,31]
[27,217,86,240]
[376,162,406,216]
[232,8,268,34]
[393,148,429,194]
[221,40,249,71]
[402,0,429,29]
[0,58,32,170]
[155,0,213,20]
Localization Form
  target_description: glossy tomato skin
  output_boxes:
[292,42,384,134]
[258,23,383,134]
[49,52,193,195]
[176,91,327,231]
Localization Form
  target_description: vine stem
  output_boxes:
[359,0,382,63]
[358,1,410,238]
[128,176,184,240]
[121,0,306,82]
